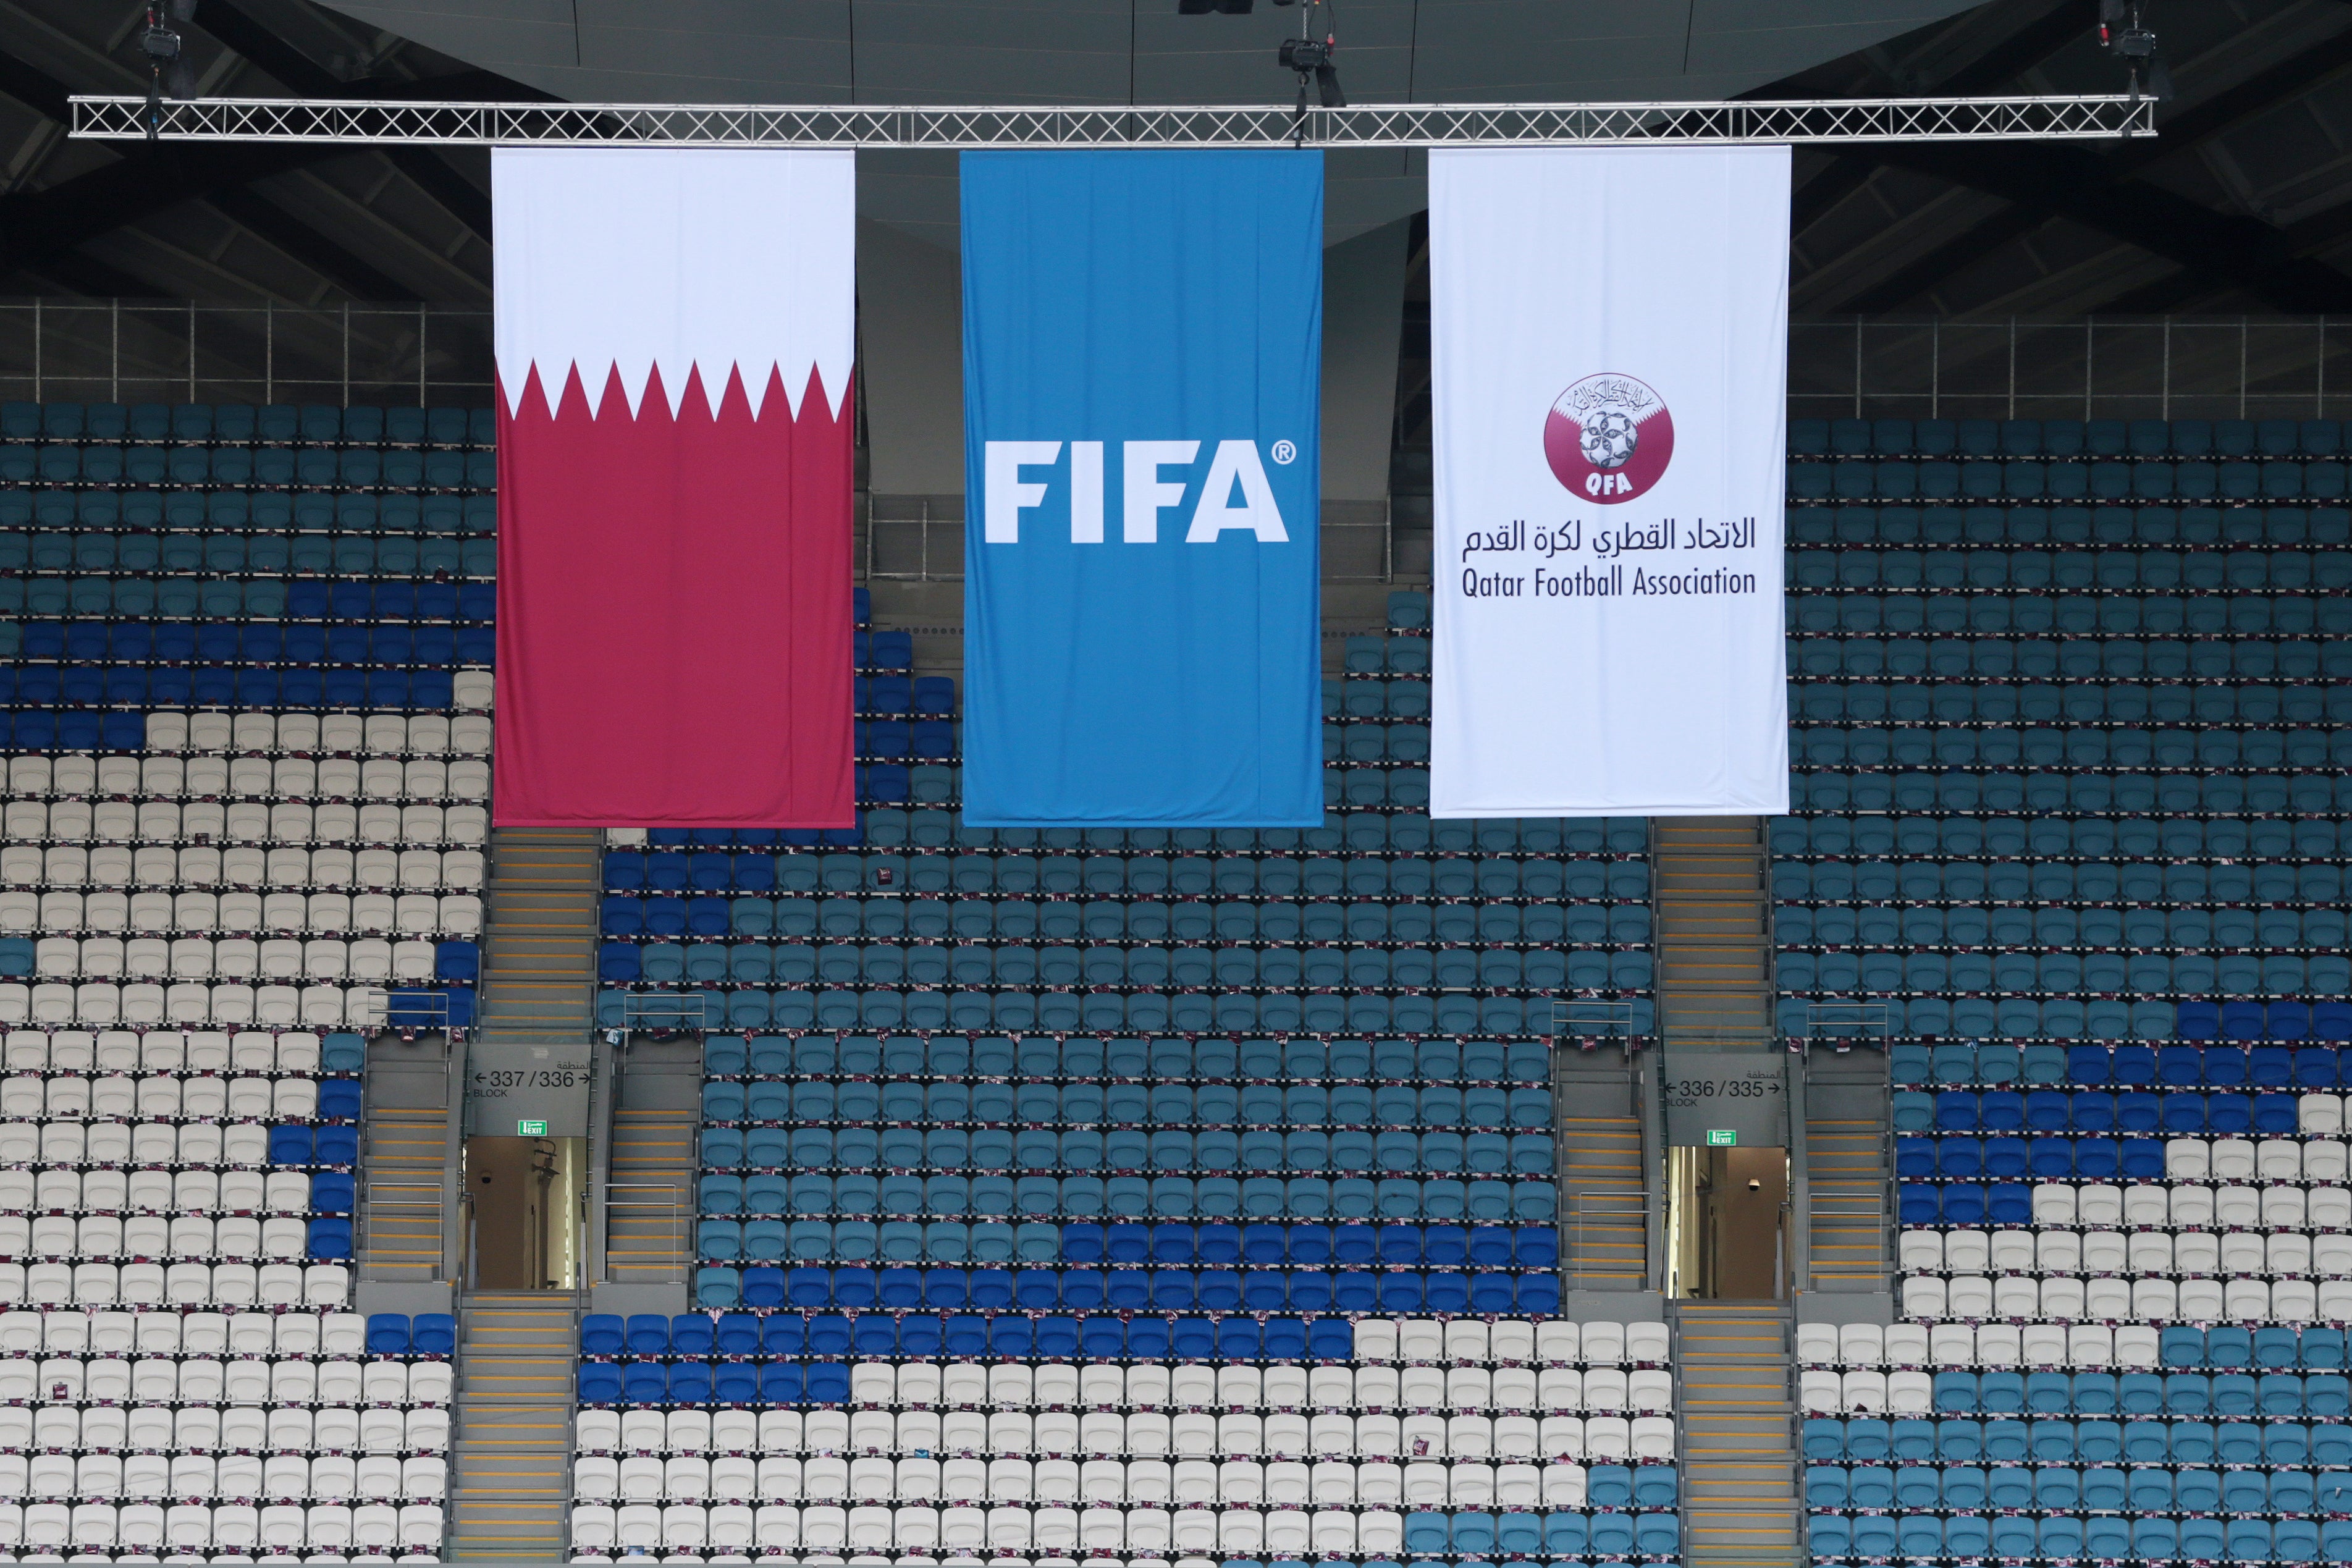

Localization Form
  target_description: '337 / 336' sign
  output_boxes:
[1663,1052,1785,1148]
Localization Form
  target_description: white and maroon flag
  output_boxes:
[492,148,857,827]
[1428,146,1790,818]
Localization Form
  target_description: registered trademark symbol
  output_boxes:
[1269,439,1297,465]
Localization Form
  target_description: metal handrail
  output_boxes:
[601,1181,689,1285]
[355,1176,445,1281]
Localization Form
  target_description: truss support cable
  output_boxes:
[70,95,2156,148]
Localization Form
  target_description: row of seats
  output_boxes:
[1790,501,2346,546]
[586,1317,1633,1367]
[1799,1320,2350,1370]
[694,1127,1549,1174]
[3,891,484,940]
[687,1220,1559,1270]
[0,979,469,1030]
[2,845,487,888]
[1788,548,2350,595]
[574,1458,1663,1510]
[0,445,494,487]
[1789,766,2340,815]
[567,1501,1675,1557]
[0,936,476,982]
[605,853,1646,900]
[0,1260,352,1308]
[0,495,495,539]
[1807,1508,2336,1566]
[0,1309,444,1356]
[1899,1271,2341,1324]
[1791,626,2348,669]
[625,989,1606,1039]
[1802,1412,2351,1462]
[0,1453,447,1504]
[0,1027,363,1071]
[1791,457,2352,502]
[675,1270,1567,1318]
[698,1083,1551,1128]
[1802,1365,2351,1417]
[1894,1037,2352,1084]
[1897,1085,2352,1130]
[683,1180,1554,1231]
[699,1036,1549,1084]
[605,901,1642,948]
[0,623,495,667]
[1776,814,2346,858]
[28,710,488,760]
[1791,416,2352,458]
[1890,1132,2332,1179]
[0,576,494,625]
[0,403,492,445]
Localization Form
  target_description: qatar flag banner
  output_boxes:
[492,148,856,827]
[1428,147,1790,819]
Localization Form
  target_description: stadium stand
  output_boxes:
[0,397,484,1557]
[569,592,1672,1558]
[1779,414,2352,1566]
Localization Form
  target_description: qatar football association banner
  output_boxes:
[960,150,1323,826]
[1427,146,1790,817]
[492,148,856,827]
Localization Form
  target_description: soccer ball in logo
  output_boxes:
[1543,372,1674,505]
[1579,408,1638,471]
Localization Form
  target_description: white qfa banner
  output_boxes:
[1428,146,1790,818]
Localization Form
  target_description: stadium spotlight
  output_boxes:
[1275,0,1346,109]
[1177,0,1255,12]
[2098,0,2172,105]
[140,0,196,140]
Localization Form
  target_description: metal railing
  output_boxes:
[1565,1188,1655,1291]
[600,1181,690,1286]
[71,95,2156,149]
[615,994,717,1032]
[355,1178,446,1281]
[0,299,491,408]
[1804,1001,1891,1044]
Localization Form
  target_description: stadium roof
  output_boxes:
[3,0,2352,314]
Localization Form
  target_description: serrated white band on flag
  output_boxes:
[492,147,854,421]
[1427,146,1790,819]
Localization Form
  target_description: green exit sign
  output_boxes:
[1706,1128,1737,1147]
[516,1119,549,1137]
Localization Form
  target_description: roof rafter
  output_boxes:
[1832,18,2352,311]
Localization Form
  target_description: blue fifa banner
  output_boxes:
[960,150,1323,827]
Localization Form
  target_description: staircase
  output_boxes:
[447,1290,576,1559]
[1673,1300,1800,1568]
[1803,1048,1894,1294]
[604,1101,699,1287]
[478,827,601,1035]
[358,1038,455,1281]
[1652,817,1774,1040]
[1553,1053,1648,1291]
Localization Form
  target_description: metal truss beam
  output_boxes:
[70,94,2156,148]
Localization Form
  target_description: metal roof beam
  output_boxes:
[1827,22,2352,312]
[65,93,2155,148]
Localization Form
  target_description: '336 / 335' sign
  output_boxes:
[1663,1052,1786,1148]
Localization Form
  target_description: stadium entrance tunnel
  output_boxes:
[464,1134,584,1291]
[1667,1145,1790,1300]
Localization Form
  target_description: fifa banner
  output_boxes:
[1428,146,1791,817]
[961,150,1323,826]
[492,148,856,827]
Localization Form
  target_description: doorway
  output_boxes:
[1665,1145,1789,1300]
[462,1136,583,1290]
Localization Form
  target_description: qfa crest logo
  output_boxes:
[1543,373,1674,504]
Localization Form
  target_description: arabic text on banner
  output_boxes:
[1427,146,1791,818]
